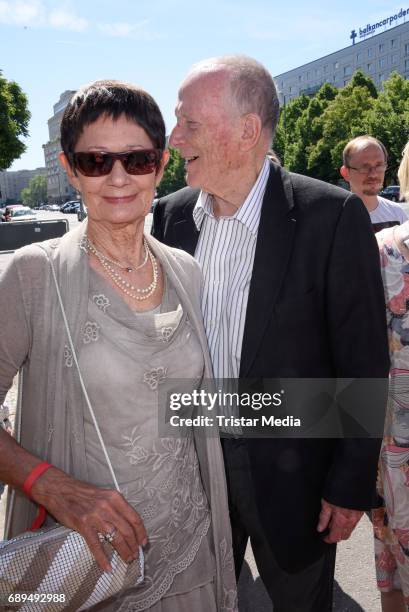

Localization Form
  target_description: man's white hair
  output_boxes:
[188,55,280,136]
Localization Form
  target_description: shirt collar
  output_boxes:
[192,157,270,235]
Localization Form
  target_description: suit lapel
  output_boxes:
[173,200,200,256]
[240,165,297,377]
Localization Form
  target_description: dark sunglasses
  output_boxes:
[72,149,162,177]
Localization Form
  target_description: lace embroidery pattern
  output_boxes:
[92,293,111,312]
[143,366,167,390]
[63,344,73,368]
[117,429,212,610]
[83,320,100,344]
[161,326,174,343]
[118,516,210,612]
[219,537,234,572]
[223,587,238,612]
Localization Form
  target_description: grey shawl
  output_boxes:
[0,221,237,611]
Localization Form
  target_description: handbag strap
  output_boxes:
[46,250,120,492]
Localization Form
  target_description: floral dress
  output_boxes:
[373,224,409,608]
[76,268,217,611]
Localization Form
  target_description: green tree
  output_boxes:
[273,69,409,184]
[21,175,47,207]
[274,94,310,164]
[0,71,30,170]
[282,83,338,175]
[156,148,186,197]
[307,73,378,183]
[364,72,409,183]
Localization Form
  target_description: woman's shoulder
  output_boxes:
[11,237,62,270]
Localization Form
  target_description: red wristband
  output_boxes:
[23,461,52,499]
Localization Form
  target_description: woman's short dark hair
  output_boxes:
[61,80,166,166]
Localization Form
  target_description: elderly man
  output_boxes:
[152,56,389,611]
[340,135,407,232]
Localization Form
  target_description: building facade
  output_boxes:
[0,167,47,204]
[43,90,77,204]
[274,19,409,103]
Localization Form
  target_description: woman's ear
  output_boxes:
[155,149,170,186]
[59,152,81,191]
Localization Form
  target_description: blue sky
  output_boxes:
[0,0,405,170]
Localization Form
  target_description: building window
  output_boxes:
[344,79,350,86]
[379,73,386,82]
[368,48,374,57]
[405,43,409,55]
[344,65,352,76]
[315,68,320,77]
[307,71,312,80]
[379,43,385,53]
[392,53,399,64]
[356,52,362,62]
[405,58,409,70]
[367,63,373,72]
[391,39,397,48]
[379,57,387,68]
[299,74,303,82]
[324,64,328,73]
[334,61,339,69]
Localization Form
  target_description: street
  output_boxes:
[0,208,393,610]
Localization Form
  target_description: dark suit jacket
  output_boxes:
[152,162,390,572]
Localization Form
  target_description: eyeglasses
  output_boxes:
[347,163,387,175]
[72,149,162,177]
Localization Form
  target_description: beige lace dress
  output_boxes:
[78,268,216,611]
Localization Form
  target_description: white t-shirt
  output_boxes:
[370,196,407,230]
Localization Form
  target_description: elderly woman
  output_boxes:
[373,142,409,612]
[0,80,236,611]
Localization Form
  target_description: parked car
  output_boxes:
[61,200,81,214]
[379,185,401,202]
[2,204,25,221]
[5,206,37,222]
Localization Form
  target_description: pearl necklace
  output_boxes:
[83,236,148,272]
[85,237,159,301]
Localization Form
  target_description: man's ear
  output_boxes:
[155,149,170,186]
[239,113,263,151]
[340,165,349,181]
[59,152,81,191]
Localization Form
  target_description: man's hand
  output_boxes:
[317,498,363,544]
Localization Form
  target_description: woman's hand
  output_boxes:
[0,429,146,571]
[31,466,147,572]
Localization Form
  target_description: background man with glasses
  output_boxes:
[340,135,407,232]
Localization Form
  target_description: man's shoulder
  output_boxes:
[286,170,351,204]
[377,195,405,210]
[377,196,401,209]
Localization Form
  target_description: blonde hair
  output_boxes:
[398,142,409,201]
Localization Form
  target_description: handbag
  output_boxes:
[0,250,144,610]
